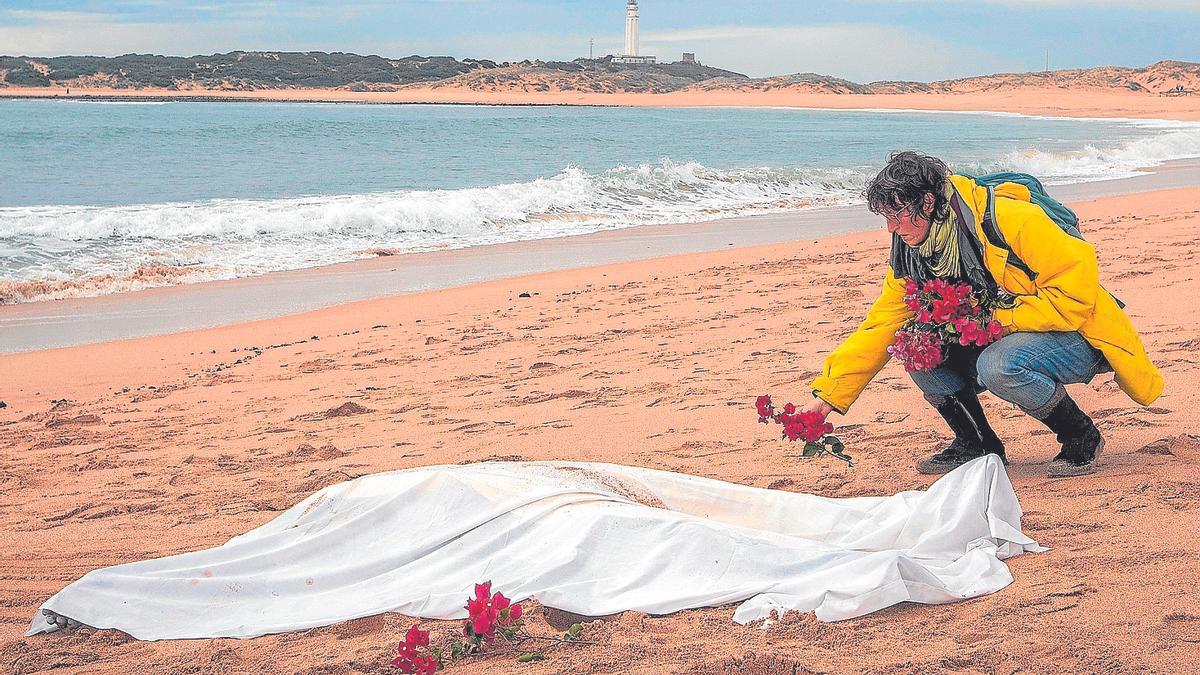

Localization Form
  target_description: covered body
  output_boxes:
[28,457,1038,640]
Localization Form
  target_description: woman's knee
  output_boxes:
[976,341,1027,394]
[909,367,965,398]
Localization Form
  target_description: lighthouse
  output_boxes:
[624,0,639,57]
[613,0,656,63]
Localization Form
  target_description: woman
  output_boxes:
[799,152,1163,477]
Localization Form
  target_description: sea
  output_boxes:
[3,99,1199,304]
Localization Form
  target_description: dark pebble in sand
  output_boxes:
[518,292,532,298]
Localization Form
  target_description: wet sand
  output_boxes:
[2,185,1199,673]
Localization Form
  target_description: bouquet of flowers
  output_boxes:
[755,395,850,466]
[887,278,1007,372]
[391,581,584,671]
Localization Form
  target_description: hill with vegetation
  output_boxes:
[1,51,1196,96]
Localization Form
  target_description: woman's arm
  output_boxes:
[808,267,913,414]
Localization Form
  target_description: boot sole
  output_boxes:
[917,452,1008,475]
[1047,437,1104,478]
[916,461,961,475]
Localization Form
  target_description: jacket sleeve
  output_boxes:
[809,267,912,414]
[991,205,1100,332]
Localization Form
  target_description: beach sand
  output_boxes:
[2,184,1199,673]
[3,85,1200,121]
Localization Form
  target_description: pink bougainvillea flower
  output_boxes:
[463,580,524,642]
[404,625,429,649]
[411,655,438,675]
[888,326,945,372]
[987,319,1003,340]
[931,298,958,323]
[493,592,511,611]
[779,410,833,443]
[471,611,494,638]
[755,395,774,423]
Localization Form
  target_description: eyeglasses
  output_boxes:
[880,202,919,223]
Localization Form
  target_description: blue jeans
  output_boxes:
[909,331,1109,415]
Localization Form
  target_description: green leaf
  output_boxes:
[566,622,583,638]
[826,437,845,454]
[802,442,821,457]
[517,651,546,663]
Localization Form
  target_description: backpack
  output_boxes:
[962,171,1125,308]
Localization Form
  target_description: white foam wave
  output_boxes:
[3,120,1200,303]
[967,123,1200,183]
[0,160,870,302]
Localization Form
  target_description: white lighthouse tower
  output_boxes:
[613,0,656,63]
[624,0,640,57]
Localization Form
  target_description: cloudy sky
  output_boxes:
[1,0,1198,81]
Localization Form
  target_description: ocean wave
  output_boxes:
[3,121,1200,304]
[966,123,1200,183]
[0,263,215,305]
[0,161,865,243]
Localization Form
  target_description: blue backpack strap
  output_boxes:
[977,185,1038,281]
[975,182,1126,309]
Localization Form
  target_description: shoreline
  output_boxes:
[3,86,1200,121]
[2,180,1199,673]
[3,158,1200,354]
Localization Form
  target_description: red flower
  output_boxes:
[755,395,774,423]
[987,320,1003,340]
[888,326,945,372]
[464,580,524,643]
[931,298,960,323]
[392,625,438,673]
[410,655,438,675]
[492,592,509,612]
[471,614,493,638]
[780,410,833,443]
[404,626,429,649]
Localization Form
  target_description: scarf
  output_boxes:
[888,182,997,294]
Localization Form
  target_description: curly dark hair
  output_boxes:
[864,151,951,223]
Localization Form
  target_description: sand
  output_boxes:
[2,184,1199,673]
[3,85,1200,121]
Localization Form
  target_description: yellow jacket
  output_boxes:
[810,174,1164,413]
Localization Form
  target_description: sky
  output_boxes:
[1,0,1198,82]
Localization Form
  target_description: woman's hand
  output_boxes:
[799,397,834,419]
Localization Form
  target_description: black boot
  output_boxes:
[1030,386,1104,478]
[916,390,1004,475]
[951,389,1006,459]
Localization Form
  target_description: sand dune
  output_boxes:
[1,187,1198,672]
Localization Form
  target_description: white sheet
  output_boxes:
[27,455,1042,640]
